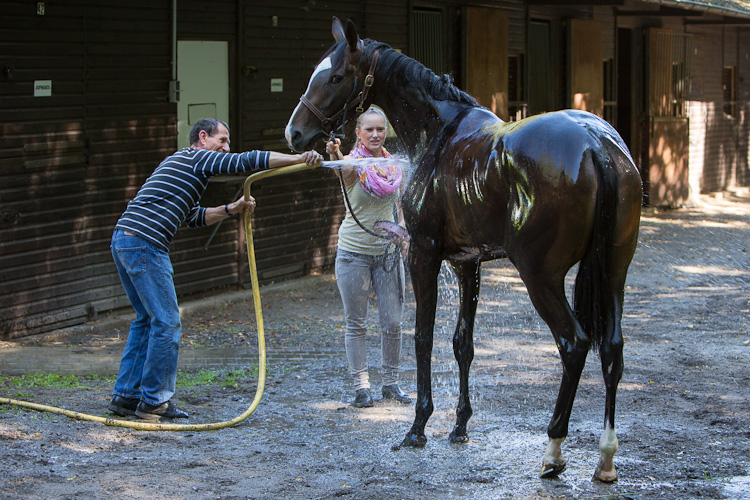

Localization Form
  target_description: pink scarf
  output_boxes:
[350,144,402,198]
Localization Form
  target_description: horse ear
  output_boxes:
[344,19,359,52]
[332,17,345,42]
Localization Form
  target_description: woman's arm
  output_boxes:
[326,139,358,186]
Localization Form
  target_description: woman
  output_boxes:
[326,107,411,408]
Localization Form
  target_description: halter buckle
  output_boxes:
[364,74,374,87]
[355,92,365,113]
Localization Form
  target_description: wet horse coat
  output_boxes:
[286,18,642,482]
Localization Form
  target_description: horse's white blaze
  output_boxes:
[305,56,332,92]
[285,56,333,146]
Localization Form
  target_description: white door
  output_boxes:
[177,40,229,149]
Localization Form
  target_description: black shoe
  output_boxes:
[135,400,189,421]
[382,384,412,404]
[107,395,139,416]
[352,388,374,408]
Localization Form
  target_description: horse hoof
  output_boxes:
[449,430,469,444]
[393,433,427,450]
[593,465,618,483]
[540,459,566,478]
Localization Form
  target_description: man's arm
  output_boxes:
[204,195,256,226]
[268,150,322,168]
[203,150,322,226]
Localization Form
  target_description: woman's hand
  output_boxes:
[326,138,343,160]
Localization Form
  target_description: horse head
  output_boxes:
[285,17,366,152]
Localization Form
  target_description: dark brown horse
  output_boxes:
[285,18,642,482]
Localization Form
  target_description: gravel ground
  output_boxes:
[0,188,748,500]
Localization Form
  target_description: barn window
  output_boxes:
[528,20,556,115]
[603,58,616,126]
[508,54,527,121]
[412,7,446,74]
[650,32,693,118]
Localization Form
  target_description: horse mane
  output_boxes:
[363,40,479,107]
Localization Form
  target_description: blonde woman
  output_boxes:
[326,107,411,408]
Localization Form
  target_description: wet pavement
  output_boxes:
[0,189,749,500]
[0,277,344,377]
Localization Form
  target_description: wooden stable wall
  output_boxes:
[1,1,177,337]
[0,0,409,339]
[2,0,750,339]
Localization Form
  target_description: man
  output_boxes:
[108,118,322,421]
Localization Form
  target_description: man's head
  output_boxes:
[189,118,230,153]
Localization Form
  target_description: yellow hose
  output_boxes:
[0,162,318,431]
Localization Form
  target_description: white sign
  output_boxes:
[270,78,283,93]
[34,80,52,97]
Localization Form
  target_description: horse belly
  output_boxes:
[443,199,510,262]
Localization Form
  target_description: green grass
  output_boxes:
[0,373,87,389]
[0,367,258,392]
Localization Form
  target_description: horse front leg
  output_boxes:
[448,260,480,444]
[395,248,441,450]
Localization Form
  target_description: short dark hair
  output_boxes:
[189,118,229,146]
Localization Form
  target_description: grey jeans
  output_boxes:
[335,248,405,390]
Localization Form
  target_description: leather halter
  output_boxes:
[299,45,381,137]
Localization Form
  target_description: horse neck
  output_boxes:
[371,85,455,161]
[365,51,455,160]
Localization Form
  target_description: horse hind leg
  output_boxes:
[593,284,627,482]
[586,140,641,482]
[448,260,481,444]
[518,271,591,479]
[580,199,639,482]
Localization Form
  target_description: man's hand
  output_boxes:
[227,195,256,216]
[299,150,323,166]
[205,196,257,225]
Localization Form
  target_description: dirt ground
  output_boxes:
[1,189,749,500]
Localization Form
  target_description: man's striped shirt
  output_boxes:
[115,147,270,252]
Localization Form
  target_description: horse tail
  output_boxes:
[573,147,619,350]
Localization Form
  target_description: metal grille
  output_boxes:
[651,32,694,117]
[508,54,528,121]
[528,20,555,115]
[603,58,616,126]
[412,8,445,74]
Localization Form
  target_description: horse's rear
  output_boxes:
[401,107,642,482]
[499,110,641,481]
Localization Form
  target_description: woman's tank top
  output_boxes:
[337,180,397,256]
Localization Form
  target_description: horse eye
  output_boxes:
[330,74,343,84]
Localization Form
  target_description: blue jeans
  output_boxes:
[335,248,404,390]
[110,230,181,406]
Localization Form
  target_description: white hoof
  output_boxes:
[541,437,566,478]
